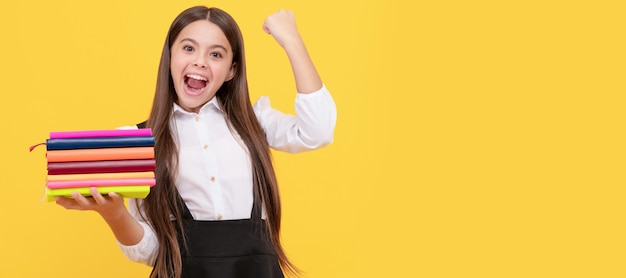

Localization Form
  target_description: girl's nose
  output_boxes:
[193,56,207,68]
[193,61,207,69]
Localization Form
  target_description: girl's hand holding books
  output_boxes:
[55,187,127,220]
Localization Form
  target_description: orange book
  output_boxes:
[46,147,154,162]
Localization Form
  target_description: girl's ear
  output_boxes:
[226,62,237,81]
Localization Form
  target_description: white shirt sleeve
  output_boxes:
[116,198,159,266]
[253,85,337,153]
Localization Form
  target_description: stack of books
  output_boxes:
[43,128,156,202]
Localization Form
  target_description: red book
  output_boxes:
[47,159,156,175]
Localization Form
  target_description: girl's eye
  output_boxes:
[183,45,194,52]
[210,52,222,58]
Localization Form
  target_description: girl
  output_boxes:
[56,6,336,278]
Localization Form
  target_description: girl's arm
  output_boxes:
[256,10,336,153]
[55,187,144,245]
[263,10,322,94]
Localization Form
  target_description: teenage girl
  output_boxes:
[55,6,336,278]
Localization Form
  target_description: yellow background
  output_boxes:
[1,0,624,277]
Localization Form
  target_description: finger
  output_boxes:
[108,192,121,202]
[90,187,107,205]
[72,191,94,207]
[55,196,78,209]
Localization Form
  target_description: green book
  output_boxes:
[46,186,150,202]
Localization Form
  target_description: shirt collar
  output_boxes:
[172,96,222,115]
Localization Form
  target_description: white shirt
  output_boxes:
[119,85,336,265]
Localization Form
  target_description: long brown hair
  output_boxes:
[141,6,298,278]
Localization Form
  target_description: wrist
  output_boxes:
[99,206,129,223]
[281,36,305,52]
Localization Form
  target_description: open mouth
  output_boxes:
[184,74,208,92]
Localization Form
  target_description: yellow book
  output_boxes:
[46,185,150,202]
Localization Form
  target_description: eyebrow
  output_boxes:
[179,38,229,52]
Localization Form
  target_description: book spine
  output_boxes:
[47,171,155,181]
[47,159,156,175]
[46,185,151,201]
[46,147,154,162]
[46,178,156,189]
[46,136,155,150]
[49,128,152,139]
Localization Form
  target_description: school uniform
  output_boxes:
[174,196,283,277]
[118,86,336,277]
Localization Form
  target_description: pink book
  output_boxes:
[49,128,152,139]
[46,178,156,189]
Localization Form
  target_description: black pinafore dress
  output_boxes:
[171,197,284,278]
[136,122,284,278]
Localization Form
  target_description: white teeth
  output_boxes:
[187,74,207,81]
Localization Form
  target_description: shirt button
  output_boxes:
[217,214,223,220]
[195,116,200,121]
[210,176,216,182]
[203,144,208,149]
